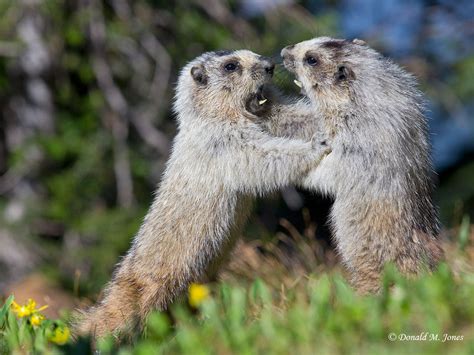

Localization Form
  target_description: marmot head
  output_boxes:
[282,36,426,143]
[281,37,382,107]
[174,50,275,124]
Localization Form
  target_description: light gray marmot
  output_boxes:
[75,50,331,338]
[257,37,443,294]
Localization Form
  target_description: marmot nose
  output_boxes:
[260,57,275,76]
[265,62,275,76]
[256,57,275,77]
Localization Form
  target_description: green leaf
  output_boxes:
[0,295,14,327]
[458,214,470,250]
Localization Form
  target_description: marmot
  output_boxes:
[256,37,443,293]
[75,50,331,338]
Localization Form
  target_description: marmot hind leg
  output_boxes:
[74,276,140,339]
[348,233,444,294]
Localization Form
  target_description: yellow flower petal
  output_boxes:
[11,299,48,318]
[11,301,32,318]
[26,299,37,312]
[30,313,45,326]
[188,283,210,308]
[48,326,70,345]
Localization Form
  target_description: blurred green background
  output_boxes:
[0,0,472,299]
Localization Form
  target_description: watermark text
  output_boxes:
[388,332,464,342]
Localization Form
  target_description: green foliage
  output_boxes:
[437,162,474,225]
[451,56,474,102]
[2,267,473,354]
[114,267,474,354]
[34,266,474,354]
[458,215,471,251]
[0,296,71,354]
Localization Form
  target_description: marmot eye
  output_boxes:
[224,62,238,72]
[306,56,318,66]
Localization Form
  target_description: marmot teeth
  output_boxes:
[294,79,302,88]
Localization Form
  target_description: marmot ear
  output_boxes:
[352,38,367,46]
[191,65,208,85]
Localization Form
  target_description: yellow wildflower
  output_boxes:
[48,325,70,345]
[30,313,45,326]
[188,283,210,308]
[11,301,32,318]
[11,299,48,318]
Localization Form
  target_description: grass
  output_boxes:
[1,224,473,354]
[112,265,474,355]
